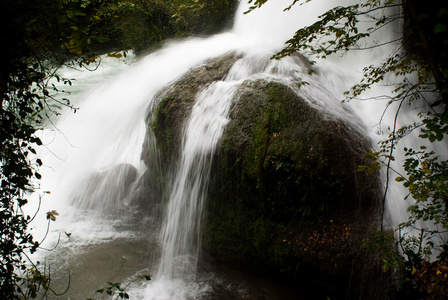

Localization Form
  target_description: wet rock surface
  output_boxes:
[144,54,387,298]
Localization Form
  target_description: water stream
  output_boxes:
[25,0,441,298]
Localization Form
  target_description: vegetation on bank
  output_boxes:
[0,0,237,298]
[246,0,448,298]
[88,0,238,54]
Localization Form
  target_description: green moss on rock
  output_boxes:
[214,80,376,220]
[143,54,386,298]
[148,52,240,166]
[204,79,384,298]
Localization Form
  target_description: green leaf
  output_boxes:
[434,24,447,33]
[357,165,366,172]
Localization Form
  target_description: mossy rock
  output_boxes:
[209,79,379,220]
[148,52,240,167]
[143,53,386,298]
[137,52,240,214]
[203,79,385,299]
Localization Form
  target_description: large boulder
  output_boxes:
[146,53,387,298]
[204,79,385,299]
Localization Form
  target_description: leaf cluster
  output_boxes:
[269,1,400,60]
[171,0,239,37]
[88,0,239,54]
[401,146,448,230]
[412,260,448,299]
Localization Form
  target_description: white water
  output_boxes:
[157,81,238,279]
[25,0,444,298]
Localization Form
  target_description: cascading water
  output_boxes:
[26,0,442,298]
[154,48,322,282]
[157,80,239,279]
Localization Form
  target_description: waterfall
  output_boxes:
[157,80,238,278]
[26,0,444,299]
[155,46,323,279]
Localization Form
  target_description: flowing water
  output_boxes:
[26,0,445,299]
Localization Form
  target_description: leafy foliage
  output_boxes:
[90,0,175,53]
[0,0,109,298]
[401,147,448,229]
[88,0,238,54]
[172,0,238,36]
